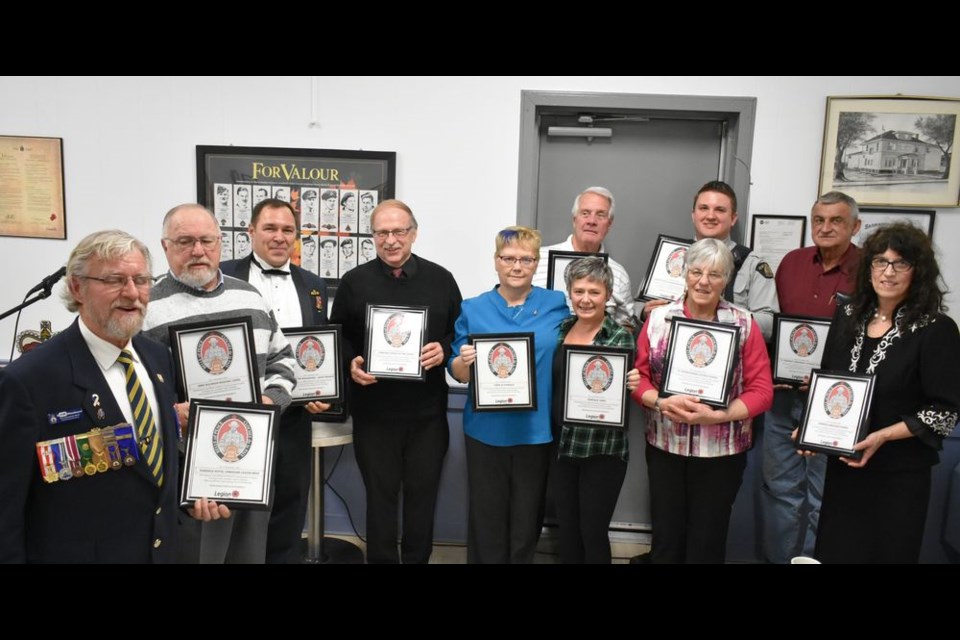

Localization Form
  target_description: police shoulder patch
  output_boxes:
[756,262,774,279]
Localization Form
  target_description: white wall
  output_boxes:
[2,75,959,349]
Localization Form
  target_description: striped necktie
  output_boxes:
[117,349,164,486]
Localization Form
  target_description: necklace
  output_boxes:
[873,310,889,322]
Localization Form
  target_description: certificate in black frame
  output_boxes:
[661,317,741,408]
[168,316,262,403]
[771,314,832,385]
[561,344,634,430]
[637,234,692,302]
[469,332,537,412]
[363,304,429,381]
[546,250,609,292]
[797,369,876,459]
[282,324,344,405]
[180,399,280,510]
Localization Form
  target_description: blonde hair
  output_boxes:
[61,230,152,312]
[495,226,541,257]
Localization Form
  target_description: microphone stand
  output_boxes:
[0,284,58,322]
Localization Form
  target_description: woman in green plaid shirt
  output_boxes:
[552,257,639,563]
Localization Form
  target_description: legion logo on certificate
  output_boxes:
[561,345,633,429]
[772,314,831,384]
[169,317,261,403]
[661,317,741,408]
[638,235,692,302]
[796,370,875,458]
[180,399,280,510]
[364,304,429,381]
[470,333,537,412]
[282,325,344,404]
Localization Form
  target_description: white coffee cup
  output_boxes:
[790,556,821,564]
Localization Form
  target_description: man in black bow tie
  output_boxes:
[221,198,330,563]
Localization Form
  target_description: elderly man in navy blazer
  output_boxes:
[222,198,330,563]
[0,230,227,564]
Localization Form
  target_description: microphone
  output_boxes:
[26,266,67,297]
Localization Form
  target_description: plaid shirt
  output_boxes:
[556,315,634,461]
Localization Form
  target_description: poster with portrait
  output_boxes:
[168,316,261,403]
[197,146,396,298]
[638,234,692,301]
[180,399,279,509]
[772,314,832,384]
[469,333,537,412]
[364,304,429,381]
[797,370,875,458]
[661,317,741,408]
[282,325,343,405]
[561,344,633,429]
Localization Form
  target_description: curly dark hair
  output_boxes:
[848,222,947,329]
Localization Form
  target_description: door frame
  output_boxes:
[517,90,757,241]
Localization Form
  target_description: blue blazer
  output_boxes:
[220,256,329,328]
[0,321,181,563]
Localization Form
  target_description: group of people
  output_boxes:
[0,178,957,564]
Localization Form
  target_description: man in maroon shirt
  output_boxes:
[762,191,860,563]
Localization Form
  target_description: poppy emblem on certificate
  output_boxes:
[686,330,717,368]
[487,343,517,379]
[666,247,687,278]
[790,324,818,357]
[824,381,853,419]
[383,312,411,348]
[197,331,233,375]
[296,336,325,371]
[582,356,614,393]
[212,414,252,462]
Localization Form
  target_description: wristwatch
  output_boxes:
[654,397,663,414]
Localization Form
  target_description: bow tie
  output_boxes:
[252,256,290,276]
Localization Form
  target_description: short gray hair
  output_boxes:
[571,186,615,219]
[61,230,152,312]
[565,256,613,295]
[162,203,219,237]
[815,191,859,221]
[684,238,734,287]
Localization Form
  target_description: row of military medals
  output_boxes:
[36,425,139,483]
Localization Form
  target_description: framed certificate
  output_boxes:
[180,399,280,509]
[282,325,343,405]
[546,250,609,292]
[169,317,261,403]
[749,215,807,274]
[638,234,691,301]
[661,317,741,408]
[797,370,875,459]
[561,345,633,429]
[469,333,537,412]
[772,314,832,385]
[364,304,429,380]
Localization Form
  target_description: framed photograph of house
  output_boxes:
[851,207,935,247]
[818,96,960,207]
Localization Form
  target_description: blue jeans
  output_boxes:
[761,389,826,564]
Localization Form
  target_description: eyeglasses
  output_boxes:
[687,268,725,283]
[165,236,221,251]
[372,227,413,240]
[497,255,537,267]
[79,274,154,290]
[871,257,913,273]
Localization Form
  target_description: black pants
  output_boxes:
[816,459,930,564]
[646,444,747,564]
[465,436,551,564]
[553,454,627,564]
[265,409,313,564]
[353,414,449,564]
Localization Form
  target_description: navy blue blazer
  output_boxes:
[220,256,328,328]
[0,321,181,563]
